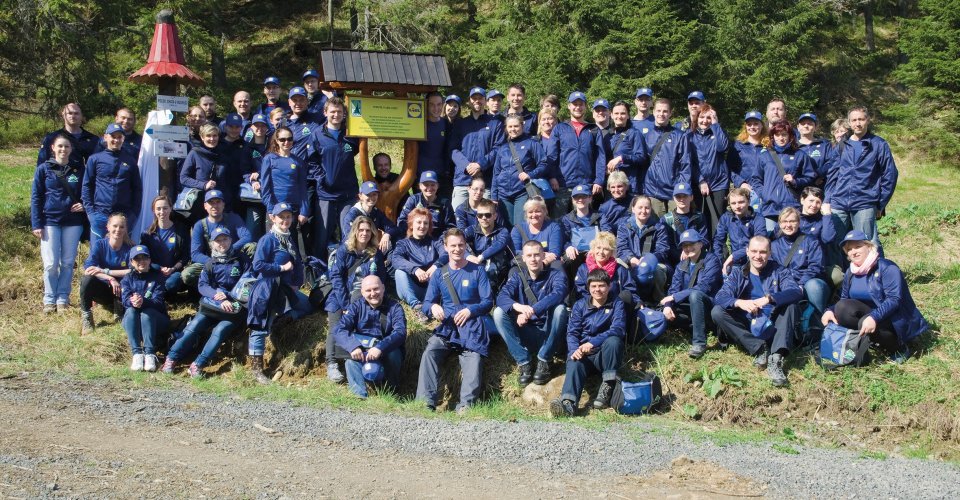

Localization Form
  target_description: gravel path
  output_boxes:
[3,373,959,498]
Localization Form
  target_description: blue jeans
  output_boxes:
[804,278,830,315]
[88,212,110,249]
[344,348,404,398]
[492,305,568,365]
[394,270,428,308]
[163,271,183,295]
[248,289,311,355]
[122,307,169,355]
[39,225,82,305]
[499,192,529,228]
[560,335,623,405]
[834,208,880,250]
[245,204,266,241]
[169,311,241,367]
[669,290,714,347]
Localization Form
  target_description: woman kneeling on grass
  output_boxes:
[821,230,929,363]
[121,245,170,372]
[80,213,133,335]
[163,227,252,378]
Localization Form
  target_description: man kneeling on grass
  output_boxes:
[550,269,626,417]
[332,275,407,398]
[416,228,494,414]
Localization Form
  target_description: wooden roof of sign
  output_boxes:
[318,49,451,92]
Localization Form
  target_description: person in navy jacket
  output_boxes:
[491,114,549,225]
[455,177,508,231]
[31,134,85,313]
[573,231,640,309]
[796,113,829,181]
[822,231,928,363]
[259,126,310,226]
[631,87,655,125]
[139,195,190,295]
[715,187,768,271]
[662,229,723,358]
[36,103,99,169]
[597,171,632,236]
[511,197,563,267]
[341,181,401,254]
[333,275,407,398]
[690,105,731,235]
[81,123,141,247]
[418,92,451,198]
[641,98,692,215]
[164,227,252,378]
[312,97,360,260]
[799,186,842,285]
[444,94,461,125]
[505,84,538,135]
[463,199,511,287]
[246,203,313,384]
[711,235,803,386]
[550,91,606,216]
[393,207,448,320]
[254,76,290,117]
[822,106,898,251]
[771,208,827,334]
[751,120,816,230]
[324,215,387,383]
[95,108,142,159]
[416,229,494,413]
[730,111,767,193]
[120,245,169,372]
[79,213,134,334]
[182,190,255,287]
[448,87,504,210]
[493,240,569,386]
[618,195,675,300]
[560,184,600,281]
[534,107,562,218]
[302,69,334,119]
[550,269,626,417]
[398,171,456,238]
[605,101,647,195]
[180,123,238,215]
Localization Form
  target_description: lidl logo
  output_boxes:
[407,102,423,119]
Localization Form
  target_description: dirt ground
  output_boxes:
[0,375,766,499]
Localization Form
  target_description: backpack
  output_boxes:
[610,373,662,415]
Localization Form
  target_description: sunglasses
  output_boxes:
[476,212,494,219]
[276,137,293,143]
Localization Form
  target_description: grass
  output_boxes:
[1,136,960,461]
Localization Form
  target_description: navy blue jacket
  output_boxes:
[253,101,290,118]
[220,137,256,183]
[566,295,626,356]
[496,266,568,324]
[799,212,837,266]
[616,217,674,272]
[551,121,605,188]
[84,239,132,271]
[418,119,450,178]
[31,160,85,229]
[491,135,549,201]
[285,116,322,180]
[831,259,928,344]
[423,262,493,355]
[81,149,141,217]
[714,261,804,314]
[598,196,632,235]
[198,251,252,300]
[823,133,898,212]
[260,152,309,216]
[252,230,305,288]
[392,236,448,274]
[464,224,510,261]
[455,202,509,231]
[325,245,387,313]
[179,145,242,209]
[306,92,329,119]
[340,204,403,242]
[691,124,731,192]
[641,125,692,201]
[664,252,723,308]
[190,213,253,265]
[713,209,768,264]
[731,141,763,188]
[449,113,504,186]
[121,269,168,315]
[751,147,816,218]
[799,138,830,179]
[561,211,600,254]
[771,232,823,285]
[140,223,190,270]
[511,220,563,256]
[314,126,360,201]
[534,133,561,181]
[95,131,142,159]
[333,298,407,354]
[397,193,456,238]
[607,124,647,194]
[574,262,640,305]
[37,128,100,168]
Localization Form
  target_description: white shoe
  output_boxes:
[143,354,158,372]
[130,354,145,372]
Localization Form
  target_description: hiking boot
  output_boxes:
[688,344,707,359]
[143,354,158,372]
[753,347,769,369]
[327,361,345,384]
[161,358,176,374]
[130,353,145,372]
[517,363,533,386]
[250,355,271,385]
[890,347,911,365]
[56,304,70,314]
[112,300,124,322]
[767,353,788,387]
[412,309,430,324]
[81,311,95,335]
[533,359,551,385]
[593,381,615,409]
[550,398,575,418]
[188,363,203,379]
[43,304,56,315]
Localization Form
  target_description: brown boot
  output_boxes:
[249,355,271,385]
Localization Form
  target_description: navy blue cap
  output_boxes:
[672,182,693,197]
[687,91,706,102]
[469,87,486,97]
[271,202,293,216]
[288,86,307,98]
[224,113,243,127]
[592,98,610,110]
[798,112,818,123]
[209,226,232,242]
[571,184,592,198]
[750,313,775,339]
[679,229,704,245]
[105,123,124,135]
[635,87,654,98]
[419,171,439,184]
[640,308,667,339]
[263,76,280,86]
[841,230,870,245]
[445,94,462,104]
[635,254,659,284]
[362,360,385,383]
[204,190,224,202]
[744,110,764,122]
[486,89,503,99]
[568,91,587,103]
[359,181,379,195]
[129,245,150,260]
[302,69,320,81]
[251,113,268,125]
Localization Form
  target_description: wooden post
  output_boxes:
[157,76,178,196]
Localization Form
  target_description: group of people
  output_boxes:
[30,74,928,415]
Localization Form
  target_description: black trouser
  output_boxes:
[80,275,117,313]
[326,310,351,363]
[834,299,901,354]
[711,304,797,356]
[697,189,728,241]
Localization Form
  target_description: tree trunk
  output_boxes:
[211,33,227,89]
[863,1,875,52]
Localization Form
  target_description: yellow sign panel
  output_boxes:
[345,95,426,140]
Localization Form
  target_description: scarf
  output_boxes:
[850,247,879,276]
[586,253,617,278]
[271,225,294,254]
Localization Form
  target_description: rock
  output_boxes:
[520,375,565,406]
[671,455,694,467]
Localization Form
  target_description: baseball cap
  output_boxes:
[288,86,307,98]
[271,202,293,216]
[129,245,150,260]
[592,98,610,110]
[251,113,269,125]
[209,226,232,242]
[469,87,486,97]
[486,89,503,99]
[673,182,693,197]
[445,94,462,104]
[105,123,124,135]
[568,91,587,103]
[571,184,592,198]
[302,69,320,81]
[841,230,870,245]
[224,113,244,127]
[204,190,224,202]
[263,76,281,86]
[419,171,439,184]
[744,110,764,122]
[635,254,659,284]
[798,112,818,123]
[687,91,706,102]
[679,229,704,246]
[635,87,654,98]
[360,181,379,195]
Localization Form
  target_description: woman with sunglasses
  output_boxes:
[260,126,310,233]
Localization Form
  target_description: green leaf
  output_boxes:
[682,403,700,419]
